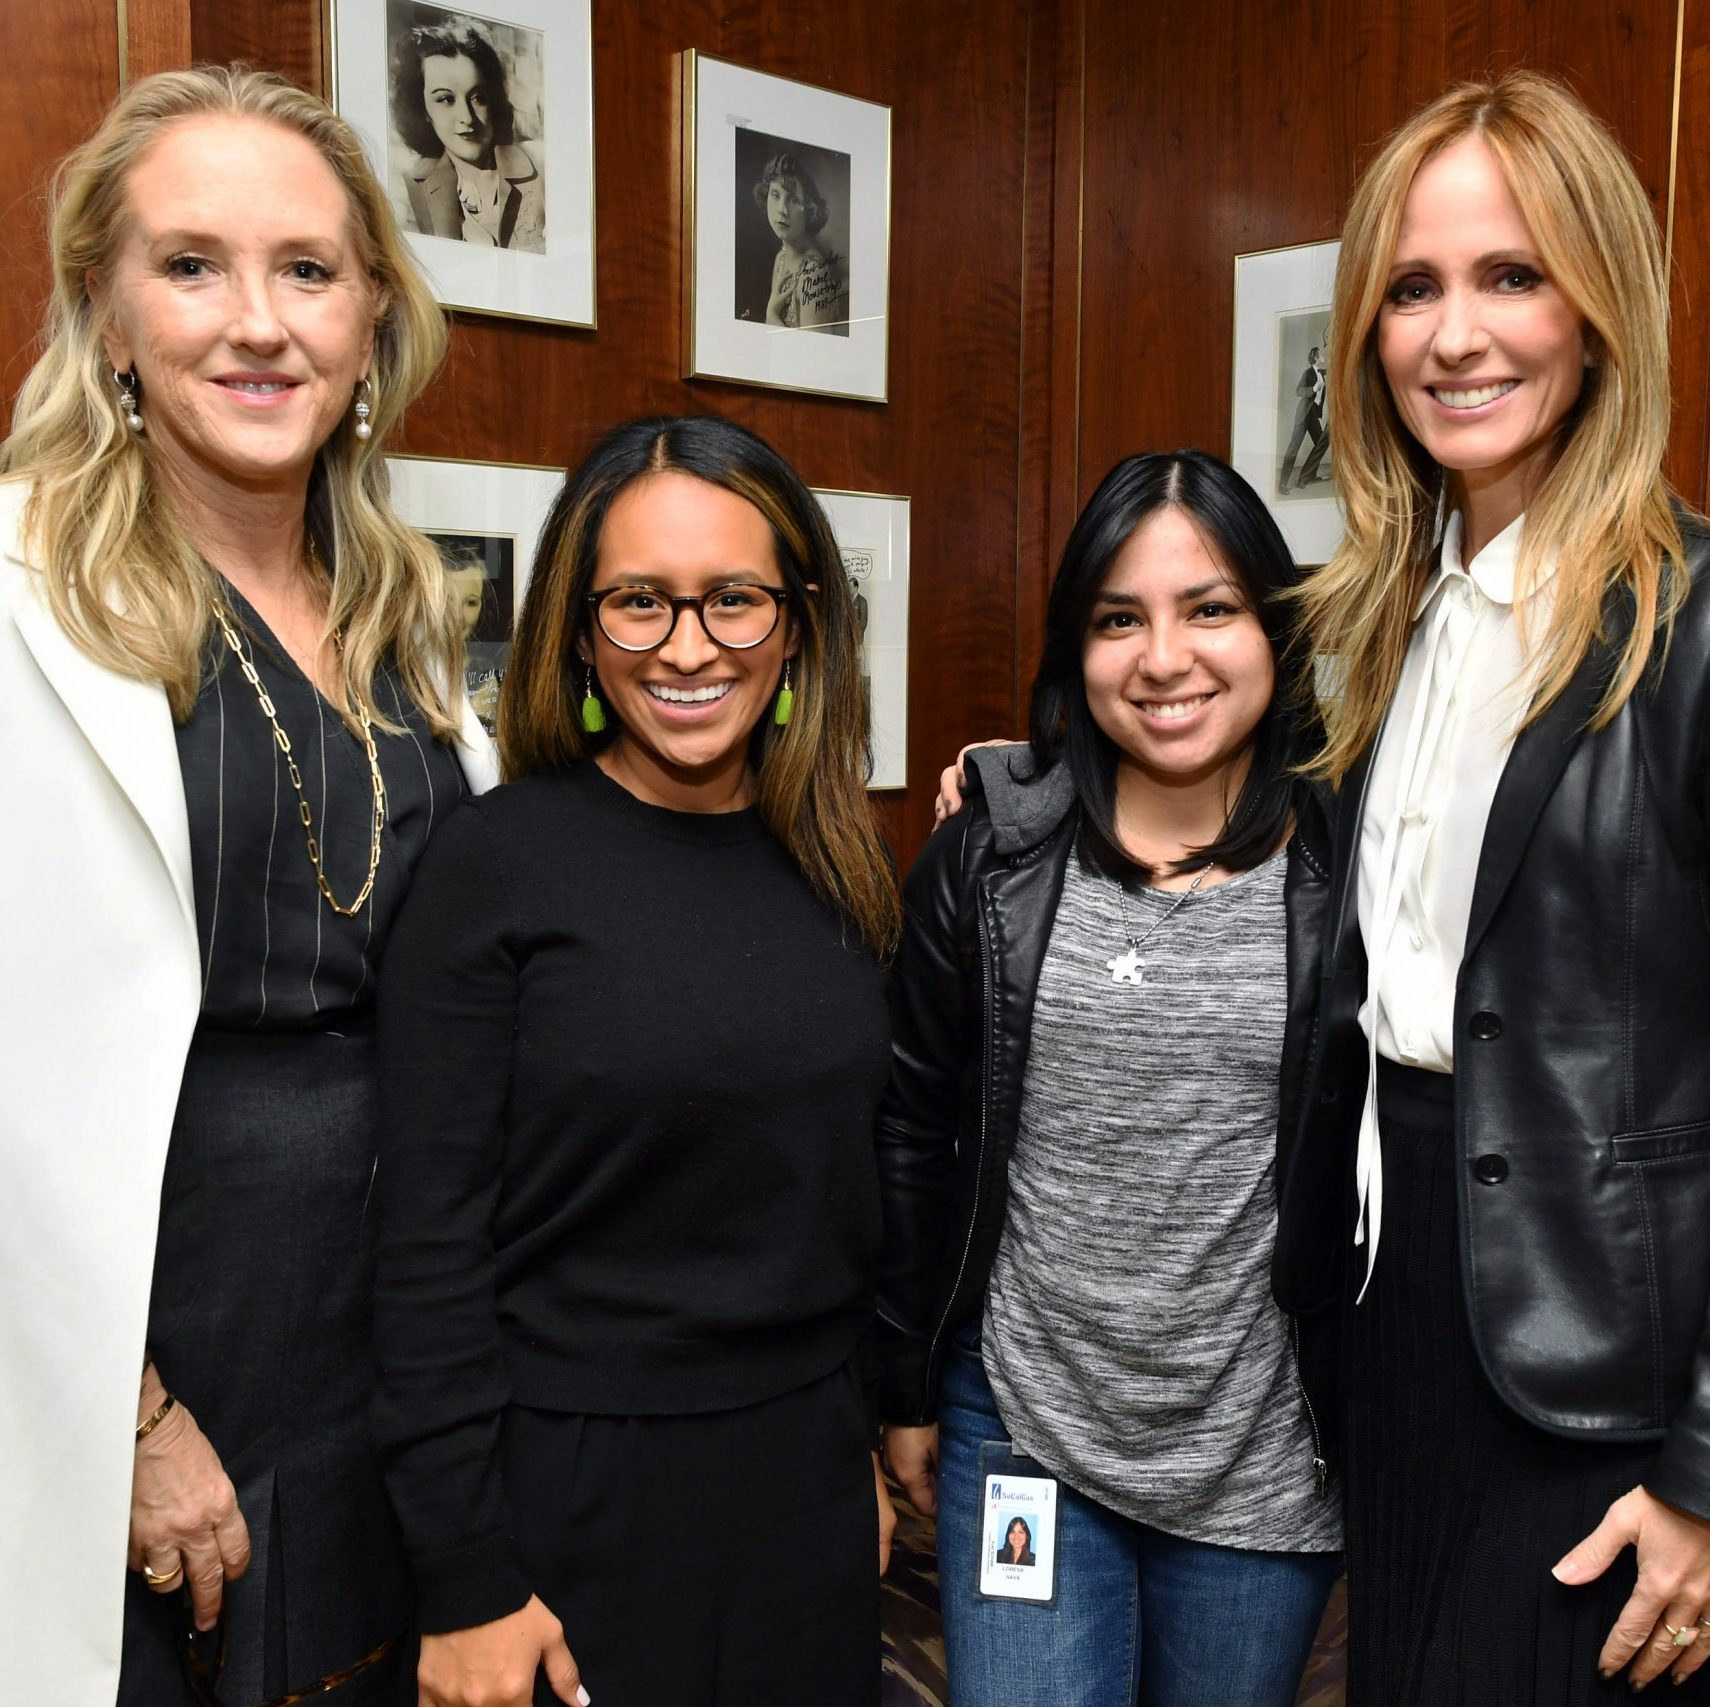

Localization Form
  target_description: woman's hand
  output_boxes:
[873,1451,898,1577]
[881,1423,939,1519]
[128,1369,250,1632]
[933,740,1015,826]
[418,1595,589,1707]
[1553,1483,1710,1688]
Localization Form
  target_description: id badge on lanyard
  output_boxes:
[977,1471,1059,1604]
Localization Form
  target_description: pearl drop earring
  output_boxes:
[114,368,143,434]
[353,378,373,441]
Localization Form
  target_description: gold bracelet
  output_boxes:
[136,1393,176,1441]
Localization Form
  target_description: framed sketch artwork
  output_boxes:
[811,488,909,789]
[331,0,595,326]
[683,52,891,401]
[386,454,562,733]
[1231,240,1343,564]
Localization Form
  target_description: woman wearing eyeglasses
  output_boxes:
[372,414,900,1707]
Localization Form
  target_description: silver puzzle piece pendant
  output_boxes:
[1107,948,1144,985]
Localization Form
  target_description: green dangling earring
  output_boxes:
[773,660,796,727]
[580,666,606,734]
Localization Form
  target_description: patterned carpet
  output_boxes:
[880,1483,1348,1706]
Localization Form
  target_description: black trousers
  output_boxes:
[506,1359,880,1707]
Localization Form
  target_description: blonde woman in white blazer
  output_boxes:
[0,69,496,1707]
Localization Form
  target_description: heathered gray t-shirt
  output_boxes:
[982,845,1342,1552]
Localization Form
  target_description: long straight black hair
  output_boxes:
[1027,449,1321,880]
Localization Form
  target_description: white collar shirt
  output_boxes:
[1351,510,1557,1291]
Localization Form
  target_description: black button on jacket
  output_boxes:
[1274,507,1710,1520]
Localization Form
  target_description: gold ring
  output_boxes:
[1666,1622,1697,1649]
[141,1560,183,1587]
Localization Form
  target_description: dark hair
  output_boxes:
[1027,449,1321,881]
[389,12,516,159]
[751,153,830,237]
[499,414,900,957]
[1006,1517,1033,1549]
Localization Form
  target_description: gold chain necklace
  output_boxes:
[210,599,388,918]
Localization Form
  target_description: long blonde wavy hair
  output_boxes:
[1,66,460,734]
[1297,71,1685,783]
[500,416,902,960]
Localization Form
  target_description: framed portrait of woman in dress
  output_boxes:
[386,454,563,733]
[1230,240,1343,564]
[330,0,595,327]
[682,52,891,401]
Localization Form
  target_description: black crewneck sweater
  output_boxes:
[372,761,889,1631]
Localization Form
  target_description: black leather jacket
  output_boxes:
[875,748,1338,1472]
[1274,510,1710,1520]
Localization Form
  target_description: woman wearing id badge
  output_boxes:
[877,451,1342,1706]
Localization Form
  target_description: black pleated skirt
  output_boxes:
[119,1025,413,1707]
[1343,1062,1710,1705]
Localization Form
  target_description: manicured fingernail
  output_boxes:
[577,1689,591,1706]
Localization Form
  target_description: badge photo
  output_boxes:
[978,1471,1059,1604]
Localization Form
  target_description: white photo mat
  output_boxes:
[388,453,562,729]
[1231,240,1344,564]
[331,0,596,327]
[812,488,908,790]
[684,52,891,400]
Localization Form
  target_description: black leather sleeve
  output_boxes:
[1646,528,1710,1520]
[873,800,985,1425]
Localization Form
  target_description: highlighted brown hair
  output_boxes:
[499,415,900,959]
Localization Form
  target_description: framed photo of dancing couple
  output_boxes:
[811,488,909,789]
[1231,239,1343,565]
[681,52,892,401]
[386,454,563,734]
[330,0,596,327]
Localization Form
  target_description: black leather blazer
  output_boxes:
[875,749,1337,1459]
[1274,509,1710,1519]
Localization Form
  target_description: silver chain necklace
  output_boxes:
[1104,863,1213,985]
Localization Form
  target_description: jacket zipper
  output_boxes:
[1288,1314,1330,1496]
[921,887,998,1391]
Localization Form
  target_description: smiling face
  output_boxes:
[581,471,800,812]
[1082,507,1275,798]
[421,52,495,166]
[766,176,810,246]
[94,115,377,506]
[1006,1520,1028,1556]
[1377,133,1589,530]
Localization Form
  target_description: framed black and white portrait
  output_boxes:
[811,488,909,788]
[1231,240,1343,564]
[387,454,563,733]
[331,0,595,326]
[683,53,890,400]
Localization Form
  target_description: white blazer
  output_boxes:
[0,480,497,1706]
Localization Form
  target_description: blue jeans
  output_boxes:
[937,1324,1340,1707]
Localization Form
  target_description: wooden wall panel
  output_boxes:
[1068,0,1692,530]
[175,0,1036,865]
[9,1,1706,863]
[1672,0,1710,501]
[0,0,118,418]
